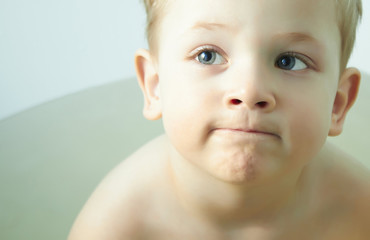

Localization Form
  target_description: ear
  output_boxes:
[329,67,361,136]
[134,49,162,120]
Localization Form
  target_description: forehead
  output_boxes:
[163,0,337,29]
[158,0,340,55]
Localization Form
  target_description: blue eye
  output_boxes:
[196,50,226,65]
[276,54,307,71]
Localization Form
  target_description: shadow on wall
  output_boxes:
[0,78,163,240]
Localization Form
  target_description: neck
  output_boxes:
[168,145,318,228]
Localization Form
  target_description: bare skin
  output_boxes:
[68,0,369,238]
[68,135,370,240]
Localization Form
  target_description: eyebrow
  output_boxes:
[188,22,325,53]
[272,32,324,48]
[190,23,322,45]
[190,21,236,32]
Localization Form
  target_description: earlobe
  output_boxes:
[329,68,361,136]
[134,49,162,120]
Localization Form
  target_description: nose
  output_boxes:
[224,78,276,112]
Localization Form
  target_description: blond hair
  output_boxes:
[141,0,362,70]
[141,0,170,56]
[336,0,362,70]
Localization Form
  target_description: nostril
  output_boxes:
[230,99,242,105]
[256,101,268,108]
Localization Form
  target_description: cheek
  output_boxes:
[160,81,210,148]
[160,74,223,160]
[282,77,336,134]
[160,65,220,124]
[283,91,333,161]
[291,105,330,138]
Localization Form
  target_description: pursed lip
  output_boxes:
[213,127,280,139]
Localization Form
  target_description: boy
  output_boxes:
[69,0,370,239]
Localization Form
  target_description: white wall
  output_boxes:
[348,0,370,71]
[0,0,369,120]
[0,0,147,120]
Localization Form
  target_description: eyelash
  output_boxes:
[188,46,315,70]
[276,51,314,69]
[189,45,228,63]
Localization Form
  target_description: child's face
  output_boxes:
[155,0,342,183]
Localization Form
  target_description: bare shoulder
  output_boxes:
[319,142,370,191]
[68,135,171,240]
[317,142,370,238]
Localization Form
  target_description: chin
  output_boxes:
[208,154,271,185]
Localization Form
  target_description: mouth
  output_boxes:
[213,128,280,139]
